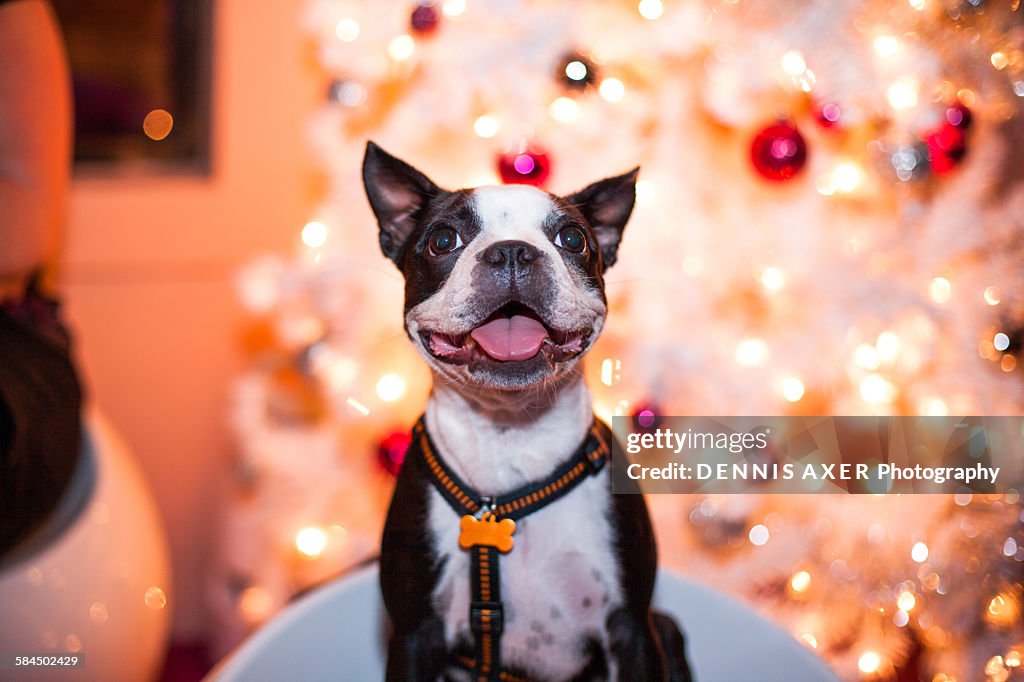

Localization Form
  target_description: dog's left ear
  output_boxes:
[363,141,444,263]
[565,167,639,269]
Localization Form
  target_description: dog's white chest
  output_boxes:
[428,471,621,680]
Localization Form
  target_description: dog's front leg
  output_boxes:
[386,615,447,682]
[605,607,664,681]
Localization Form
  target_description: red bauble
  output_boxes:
[924,123,966,175]
[497,143,551,187]
[410,2,441,35]
[750,121,807,181]
[377,430,412,476]
[814,102,843,129]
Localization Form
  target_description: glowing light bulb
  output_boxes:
[760,266,786,292]
[782,377,805,402]
[858,651,881,674]
[887,77,920,110]
[346,397,370,416]
[335,18,360,42]
[238,586,274,626]
[897,591,916,611]
[908,0,926,9]
[984,286,1002,305]
[832,162,863,193]
[473,114,499,138]
[876,331,900,361]
[790,570,812,593]
[599,78,625,102]
[986,593,1021,628]
[735,338,769,367]
[992,52,1009,70]
[920,397,948,416]
[860,374,897,404]
[873,35,900,58]
[295,527,328,557]
[376,374,406,402]
[638,0,663,20]
[781,50,807,76]
[600,358,621,387]
[994,332,1010,352]
[911,541,929,563]
[301,221,328,248]
[442,0,466,16]
[794,69,816,93]
[549,96,580,123]
[749,524,770,546]
[564,60,588,82]
[387,35,415,62]
[929,277,951,304]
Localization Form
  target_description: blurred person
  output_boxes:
[0,0,82,555]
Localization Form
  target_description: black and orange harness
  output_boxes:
[411,416,612,682]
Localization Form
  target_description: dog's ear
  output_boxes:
[565,167,639,269]
[362,141,444,263]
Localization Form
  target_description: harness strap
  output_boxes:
[471,545,502,681]
[414,416,610,682]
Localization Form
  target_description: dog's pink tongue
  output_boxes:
[470,315,548,361]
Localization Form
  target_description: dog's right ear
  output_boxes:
[362,141,443,263]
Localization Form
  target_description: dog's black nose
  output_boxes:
[479,241,541,285]
[480,240,539,268]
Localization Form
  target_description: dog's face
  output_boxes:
[362,141,637,392]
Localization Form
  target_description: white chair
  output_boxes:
[0,409,172,682]
[210,563,838,682]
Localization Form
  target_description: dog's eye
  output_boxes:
[428,226,462,255]
[554,224,586,253]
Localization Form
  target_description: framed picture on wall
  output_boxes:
[51,0,213,174]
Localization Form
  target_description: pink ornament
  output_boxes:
[497,142,551,187]
[750,121,807,182]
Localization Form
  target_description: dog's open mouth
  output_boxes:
[423,302,589,365]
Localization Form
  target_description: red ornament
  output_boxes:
[750,121,807,181]
[377,430,412,476]
[410,2,441,35]
[924,123,966,175]
[814,102,843,129]
[497,142,551,187]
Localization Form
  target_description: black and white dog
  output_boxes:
[363,141,691,682]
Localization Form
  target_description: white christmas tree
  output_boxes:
[214,1,1024,679]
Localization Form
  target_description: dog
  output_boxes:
[363,141,692,682]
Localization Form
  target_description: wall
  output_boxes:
[62,0,318,639]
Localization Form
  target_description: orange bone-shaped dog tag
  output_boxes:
[459,514,516,553]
